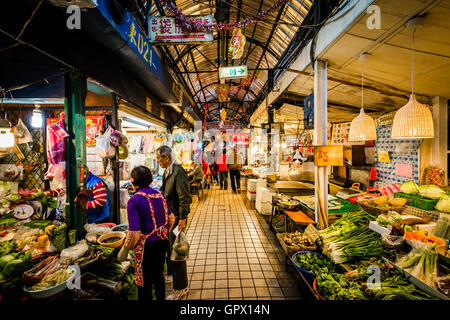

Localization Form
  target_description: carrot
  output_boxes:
[427,234,445,245]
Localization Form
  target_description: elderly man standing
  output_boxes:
[156,145,192,300]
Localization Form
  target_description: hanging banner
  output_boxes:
[229,28,246,59]
[149,15,214,44]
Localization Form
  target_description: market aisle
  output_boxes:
[182,184,303,300]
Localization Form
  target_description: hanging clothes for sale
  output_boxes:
[45,113,70,178]
[129,135,143,154]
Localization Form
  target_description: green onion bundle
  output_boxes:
[321,211,384,263]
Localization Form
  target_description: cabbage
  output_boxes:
[400,181,419,195]
[435,195,450,213]
[418,184,446,199]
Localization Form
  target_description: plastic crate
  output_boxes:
[394,192,438,211]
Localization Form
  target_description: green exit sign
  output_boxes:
[219,65,248,80]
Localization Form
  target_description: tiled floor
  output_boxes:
[182,183,303,300]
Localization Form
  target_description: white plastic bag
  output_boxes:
[95,126,116,158]
[84,223,111,236]
[12,119,33,144]
[170,231,190,261]
[60,240,89,264]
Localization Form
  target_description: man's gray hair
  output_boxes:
[156,145,173,159]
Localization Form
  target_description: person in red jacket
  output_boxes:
[217,149,228,190]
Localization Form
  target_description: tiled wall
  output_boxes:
[374,125,421,187]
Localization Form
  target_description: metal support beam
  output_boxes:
[314,59,328,229]
[111,93,120,224]
[64,72,87,235]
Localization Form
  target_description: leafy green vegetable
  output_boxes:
[400,181,419,195]
[320,211,385,263]
[0,255,15,272]
[23,220,53,230]
[376,212,402,227]
[418,184,445,199]
[7,194,21,203]
[435,195,450,213]
[0,241,14,256]
[293,252,336,276]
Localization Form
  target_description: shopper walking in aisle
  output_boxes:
[118,166,175,301]
[228,147,243,194]
[202,150,212,189]
[218,149,228,190]
[211,150,219,185]
[156,145,192,300]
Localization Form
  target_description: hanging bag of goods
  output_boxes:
[110,128,129,147]
[12,119,33,145]
[425,166,445,187]
[95,126,116,158]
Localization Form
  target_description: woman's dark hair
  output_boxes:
[131,166,153,187]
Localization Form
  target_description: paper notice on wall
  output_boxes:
[378,150,391,163]
[395,163,413,178]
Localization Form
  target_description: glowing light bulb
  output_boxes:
[31,106,43,128]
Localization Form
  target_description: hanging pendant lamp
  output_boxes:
[392,17,434,139]
[349,58,377,141]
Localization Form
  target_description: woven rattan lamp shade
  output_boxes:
[391,94,434,139]
[348,108,377,141]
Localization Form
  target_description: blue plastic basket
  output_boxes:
[291,251,329,281]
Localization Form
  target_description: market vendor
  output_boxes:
[76,165,111,224]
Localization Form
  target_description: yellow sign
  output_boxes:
[378,150,391,163]
[146,97,152,113]
[314,145,344,166]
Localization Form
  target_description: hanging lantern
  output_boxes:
[216,84,230,102]
[392,18,434,139]
[229,28,246,60]
[349,56,377,141]
[220,108,227,122]
[349,108,377,141]
[391,94,434,138]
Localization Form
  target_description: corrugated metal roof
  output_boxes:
[151,0,313,121]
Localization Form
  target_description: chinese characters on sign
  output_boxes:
[149,15,214,44]
[314,145,344,166]
[128,21,153,69]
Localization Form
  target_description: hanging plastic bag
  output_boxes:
[95,126,116,158]
[170,231,190,261]
[12,119,33,144]
[110,128,128,147]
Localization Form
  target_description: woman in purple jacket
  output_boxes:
[118,166,175,301]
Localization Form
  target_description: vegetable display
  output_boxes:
[282,231,315,248]
[30,268,72,291]
[435,195,450,213]
[376,211,402,227]
[397,244,438,288]
[404,229,446,245]
[321,211,385,263]
[400,181,419,195]
[316,272,368,300]
[293,252,336,276]
[418,184,446,200]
